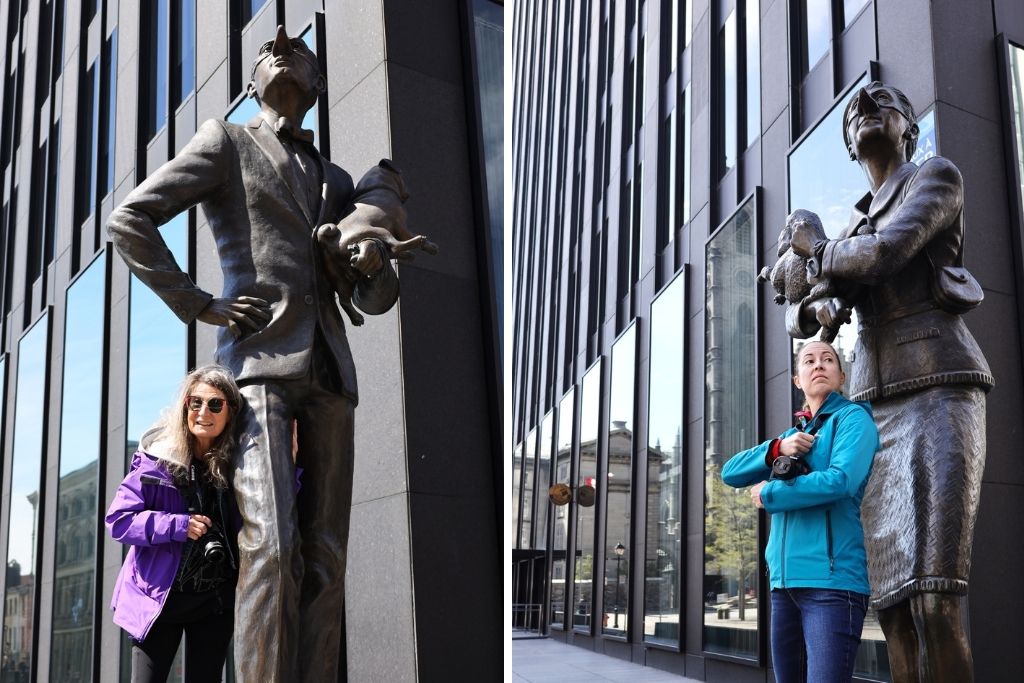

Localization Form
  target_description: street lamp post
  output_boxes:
[613,542,625,629]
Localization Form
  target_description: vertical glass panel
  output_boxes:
[549,387,575,628]
[602,324,635,637]
[704,199,758,657]
[745,0,760,147]
[644,273,685,644]
[520,427,537,549]
[470,0,504,354]
[683,83,692,222]
[843,0,869,27]
[512,443,523,549]
[175,0,196,104]
[534,412,554,551]
[126,213,187,457]
[242,0,270,25]
[720,11,737,173]
[76,61,99,226]
[788,77,869,237]
[49,253,106,682]
[572,360,602,632]
[1011,45,1024,228]
[148,0,170,137]
[787,76,869,417]
[684,0,692,47]
[667,109,677,240]
[804,0,831,72]
[2,315,50,679]
[100,31,118,198]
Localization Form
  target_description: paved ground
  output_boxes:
[511,637,702,682]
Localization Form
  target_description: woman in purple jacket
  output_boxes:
[106,365,243,683]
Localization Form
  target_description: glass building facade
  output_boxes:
[512,1,1024,680]
[0,1,503,680]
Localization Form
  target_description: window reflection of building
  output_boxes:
[549,388,574,628]
[572,361,601,632]
[49,463,98,683]
[703,199,759,657]
[2,494,38,683]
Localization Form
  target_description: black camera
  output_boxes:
[197,524,228,565]
[771,455,811,480]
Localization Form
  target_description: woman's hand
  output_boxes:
[187,514,212,540]
[750,481,767,509]
[779,431,815,456]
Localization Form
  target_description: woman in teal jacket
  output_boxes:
[722,340,879,683]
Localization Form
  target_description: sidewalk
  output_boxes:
[511,637,702,682]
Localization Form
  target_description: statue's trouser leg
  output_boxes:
[295,385,354,682]
[233,380,305,682]
[910,593,973,683]
[878,601,919,683]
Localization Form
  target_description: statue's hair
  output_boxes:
[150,364,242,490]
[842,81,918,162]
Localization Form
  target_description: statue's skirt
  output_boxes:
[861,385,986,611]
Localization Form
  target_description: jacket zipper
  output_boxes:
[781,512,789,586]
[825,510,835,573]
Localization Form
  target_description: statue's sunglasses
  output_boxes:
[845,88,912,126]
[186,396,227,414]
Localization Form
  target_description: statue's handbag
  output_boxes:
[925,244,983,313]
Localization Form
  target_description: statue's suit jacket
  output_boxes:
[787,157,993,400]
[108,114,391,404]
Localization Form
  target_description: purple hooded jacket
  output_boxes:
[106,445,190,641]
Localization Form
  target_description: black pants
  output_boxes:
[131,589,234,683]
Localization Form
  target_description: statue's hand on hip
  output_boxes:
[197,296,272,339]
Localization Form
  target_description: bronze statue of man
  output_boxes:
[787,81,993,681]
[108,26,402,681]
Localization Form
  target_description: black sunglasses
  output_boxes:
[186,396,227,414]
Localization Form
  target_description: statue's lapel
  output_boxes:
[867,162,917,219]
[245,115,314,225]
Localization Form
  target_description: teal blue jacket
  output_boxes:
[721,391,879,594]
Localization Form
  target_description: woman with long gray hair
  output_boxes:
[106,365,243,682]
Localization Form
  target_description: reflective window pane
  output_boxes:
[804,0,831,71]
[1011,45,1024,250]
[2,315,50,679]
[704,199,758,657]
[572,361,602,632]
[720,11,737,172]
[603,324,635,637]
[126,213,188,457]
[745,0,760,146]
[512,443,523,548]
[242,0,269,25]
[549,387,575,628]
[147,0,170,137]
[175,0,196,105]
[843,0,869,27]
[520,427,537,549]
[534,412,554,551]
[644,273,685,644]
[683,83,692,222]
[50,253,106,681]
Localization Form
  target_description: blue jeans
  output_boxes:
[770,588,868,683]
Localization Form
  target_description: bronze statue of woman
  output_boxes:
[787,81,994,682]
